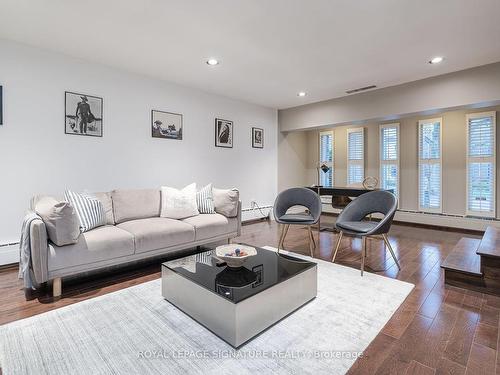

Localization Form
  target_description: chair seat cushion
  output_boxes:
[182,213,238,240]
[279,213,314,223]
[48,225,135,271]
[117,217,195,253]
[336,221,378,233]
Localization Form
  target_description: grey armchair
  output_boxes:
[332,190,400,276]
[273,188,322,257]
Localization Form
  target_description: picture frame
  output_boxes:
[0,86,3,125]
[252,127,264,148]
[65,91,103,137]
[151,110,183,140]
[215,118,233,148]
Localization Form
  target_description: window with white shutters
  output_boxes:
[319,131,334,187]
[380,124,400,198]
[347,128,364,185]
[418,118,442,212]
[466,111,496,217]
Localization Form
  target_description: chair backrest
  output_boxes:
[337,190,397,235]
[273,188,322,222]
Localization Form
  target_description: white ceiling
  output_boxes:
[1,0,500,109]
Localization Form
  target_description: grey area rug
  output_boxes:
[0,247,413,375]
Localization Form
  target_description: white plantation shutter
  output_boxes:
[466,112,496,217]
[347,128,364,185]
[380,124,399,198]
[319,131,334,187]
[418,119,442,212]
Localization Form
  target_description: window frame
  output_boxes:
[346,127,365,186]
[418,117,443,213]
[318,130,334,187]
[465,111,496,218]
[379,123,400,199]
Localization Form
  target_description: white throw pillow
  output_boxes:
[196,183,215,214]
[64,190,106,233]
[160,183,199,219]
[213,187,240,217]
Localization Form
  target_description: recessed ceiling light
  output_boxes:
[429,56,444,64]
[206,58,219,66]
[297,92,307,97]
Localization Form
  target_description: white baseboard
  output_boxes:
[0,244,19,265]
[393,211,499,231]
[321,204,498,231]
[241,206,273,222]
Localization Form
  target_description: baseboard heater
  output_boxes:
[0,242,19,248]
[241,205,273,222]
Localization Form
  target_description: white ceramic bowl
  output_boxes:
[215,244,257,268]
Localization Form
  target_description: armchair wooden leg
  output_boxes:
[307,225,314,258]
[361,237,367,276]
[332,231,343,262]
[281,224,290,248]
[310,226,316,248]
[382,234,401,270]
[277,224,285,253]
[53,277,62,298]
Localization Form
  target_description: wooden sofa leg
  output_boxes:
[53,277,62,298]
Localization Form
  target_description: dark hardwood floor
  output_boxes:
[1,216,498,374]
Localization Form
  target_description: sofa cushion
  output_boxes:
[182,213,238,241]
[93,192,115,225]
[117,217,195,253]
[112,189,161,224]
[34,195,80,246]
[48,226,135,272]
[213,188,239,217]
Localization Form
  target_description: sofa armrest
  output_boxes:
[237,200,242,236]
[30,218,49,284]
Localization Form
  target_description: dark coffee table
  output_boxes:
[161,245,317,347]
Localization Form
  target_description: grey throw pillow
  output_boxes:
[213,188,239,217]
[34,196,80,246]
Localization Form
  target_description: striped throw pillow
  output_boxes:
[196,184,215,214]
[64,190,106,233]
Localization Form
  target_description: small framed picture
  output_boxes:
[65,91,103,137]
[0,86,3,125]
[252,127,264,148]
[152,110,183,140]
[215,118,233,148]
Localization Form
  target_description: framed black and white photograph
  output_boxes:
[65,91,103,137]
[0,86,3,125]
[215,118,233,148]
[252,127,264,148]
[152,110,183,140]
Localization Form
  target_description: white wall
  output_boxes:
[0,40,278,253]
[279,62,500,132]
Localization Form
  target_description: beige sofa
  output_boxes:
[29,188,241,297]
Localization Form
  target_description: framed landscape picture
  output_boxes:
[252,127,264,148]
[65,91,103,137]
[152,110,183,140]
[215,118,233,148]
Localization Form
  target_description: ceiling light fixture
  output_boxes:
[297,92,307,97]
[429,56,444,64]
[206,58,219,66]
